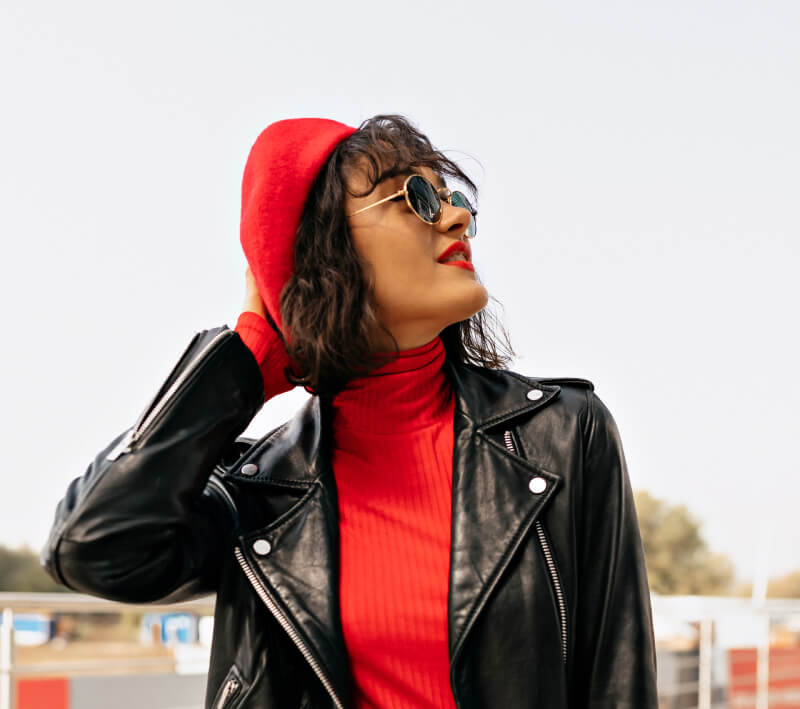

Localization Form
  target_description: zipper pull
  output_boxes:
[106,428,136,462]
[104,329,233,463]
[215,676,241,708]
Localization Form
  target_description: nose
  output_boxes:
[436,194,472,240]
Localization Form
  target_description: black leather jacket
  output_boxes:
[41,325,658,708]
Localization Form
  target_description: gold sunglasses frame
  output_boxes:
[346,173,477,238]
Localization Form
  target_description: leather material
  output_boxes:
[41,325,658,708]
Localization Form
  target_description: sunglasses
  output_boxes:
[346,173,477,238]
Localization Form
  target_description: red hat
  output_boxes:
[240,117,358,338]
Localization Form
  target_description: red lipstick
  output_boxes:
[436,241,472,264]
[440,260,475,272]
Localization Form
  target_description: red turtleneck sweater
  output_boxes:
[235,312,457,709]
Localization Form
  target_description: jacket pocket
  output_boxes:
[211,663,248,709]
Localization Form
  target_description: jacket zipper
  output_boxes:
[503,429,568,665]
[215,675,241,709]
[233,546,345,709]
[106,329,234,461]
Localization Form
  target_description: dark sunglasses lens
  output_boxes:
[407,175,442,223]
[451,191,477,237]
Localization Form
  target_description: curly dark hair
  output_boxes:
[270,113,514,398]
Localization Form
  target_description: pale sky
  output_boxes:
[1,0,797,585]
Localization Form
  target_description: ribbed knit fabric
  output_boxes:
[234,318,457,707]
[234,310,296,400]
[331,336,457,709]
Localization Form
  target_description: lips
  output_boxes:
[441,260,475,272]
[437,242,471,264]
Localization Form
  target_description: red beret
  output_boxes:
[240,117,358,339]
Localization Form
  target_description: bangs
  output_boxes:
[337,114,478,205]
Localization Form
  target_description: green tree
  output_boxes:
[740,570,800,598]
[634,490,735,595]
[0,544,69,592]
[766,570,800,597]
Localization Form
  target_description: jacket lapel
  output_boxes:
[231,363,564,700]
[442,361,563,665]
[233,397,353,708]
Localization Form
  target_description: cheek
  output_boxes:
[362,232,431,280]
[375,247,431,273]
[369,247,438,303]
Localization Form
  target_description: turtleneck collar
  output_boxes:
[331,335,453,435]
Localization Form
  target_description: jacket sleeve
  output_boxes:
[571,391,659,708]
[40,325,266,604]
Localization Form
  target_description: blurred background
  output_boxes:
[1,0,798,707]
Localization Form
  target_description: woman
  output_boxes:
[42,114,658,708]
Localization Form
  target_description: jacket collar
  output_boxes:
[231,358,563,485]
[444,358,561,432]
[232,360,563,706]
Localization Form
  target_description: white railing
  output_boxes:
[3,592,800,709]
[0,592,215,709]
[652,594,800,709]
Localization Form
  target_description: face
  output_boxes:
[344,163,489,352]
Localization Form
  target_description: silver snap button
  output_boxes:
[241,463,258,476]
[526,389,543,401]
[529,476,547,494]
[252,538,271,555]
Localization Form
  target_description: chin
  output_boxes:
[467,282,490,312]
[453,284,490,322]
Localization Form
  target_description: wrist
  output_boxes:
[235,311,296,399]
